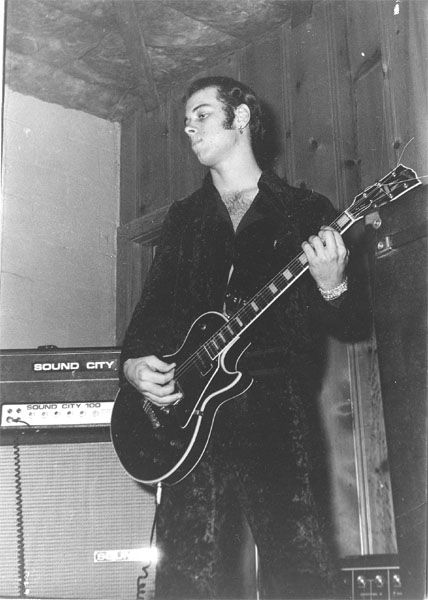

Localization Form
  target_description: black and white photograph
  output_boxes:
[0,1,426,599]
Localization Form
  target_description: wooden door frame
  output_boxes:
[116,206,168,344]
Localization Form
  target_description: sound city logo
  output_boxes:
[32,359,117,372]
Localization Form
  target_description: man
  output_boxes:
[121,76,367,599]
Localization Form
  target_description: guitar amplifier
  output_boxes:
[0,346,121,444]
[0,347,158,600]
[341,555,403,600]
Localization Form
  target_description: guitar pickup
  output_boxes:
[194,351,214,375]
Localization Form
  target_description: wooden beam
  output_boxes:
[117,206,169,244]
[113,0,159,112]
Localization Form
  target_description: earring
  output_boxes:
[239,126,243,135]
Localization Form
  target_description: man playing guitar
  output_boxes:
[119,76,367,599]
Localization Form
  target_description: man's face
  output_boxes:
[184,86,238,168]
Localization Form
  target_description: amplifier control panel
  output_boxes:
[342,556,402,600]
[1,401,114,428]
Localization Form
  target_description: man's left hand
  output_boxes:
[301,226,349,291]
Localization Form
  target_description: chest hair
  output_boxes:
[221,187,258,231]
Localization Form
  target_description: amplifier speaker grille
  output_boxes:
[0,441,156,599]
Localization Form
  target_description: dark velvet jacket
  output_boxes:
[121,170,369,598]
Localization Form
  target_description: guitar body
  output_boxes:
[110,312,253,485]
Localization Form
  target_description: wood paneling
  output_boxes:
[349,333,398,555]
[285,2,337,197]
[346,0,382,79]
[240,27,287,174]
[377,0,427,175]
[347,0,427,179]
[136,105,169,214]
[355,64,390,186]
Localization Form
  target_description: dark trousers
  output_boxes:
[154,385,341,600]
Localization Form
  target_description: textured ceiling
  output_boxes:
[5,0,310,121]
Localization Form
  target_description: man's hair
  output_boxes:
[185,76,265,149]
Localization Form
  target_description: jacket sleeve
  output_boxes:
[303,191,372,343]
[119,202,184,378]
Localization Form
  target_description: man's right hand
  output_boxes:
[123,356,182,408]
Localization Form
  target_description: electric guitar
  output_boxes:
[111,164,421,486]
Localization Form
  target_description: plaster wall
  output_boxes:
[1,88,120,349]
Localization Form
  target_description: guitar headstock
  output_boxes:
[349,164,421,221]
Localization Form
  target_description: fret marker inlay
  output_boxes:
[269,283,278,294]
[251,301,259,312]
[337,214,350,227]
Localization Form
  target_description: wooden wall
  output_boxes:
[116,0,426,561]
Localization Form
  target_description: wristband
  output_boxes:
[318,277,348,301]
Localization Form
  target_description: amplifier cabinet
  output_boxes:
[0,441,156,599]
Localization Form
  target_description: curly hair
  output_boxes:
[185,76,265,150]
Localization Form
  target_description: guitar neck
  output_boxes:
[202,208,357,360]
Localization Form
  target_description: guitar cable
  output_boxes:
[136,482,163,600]
[13,439,27,597]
